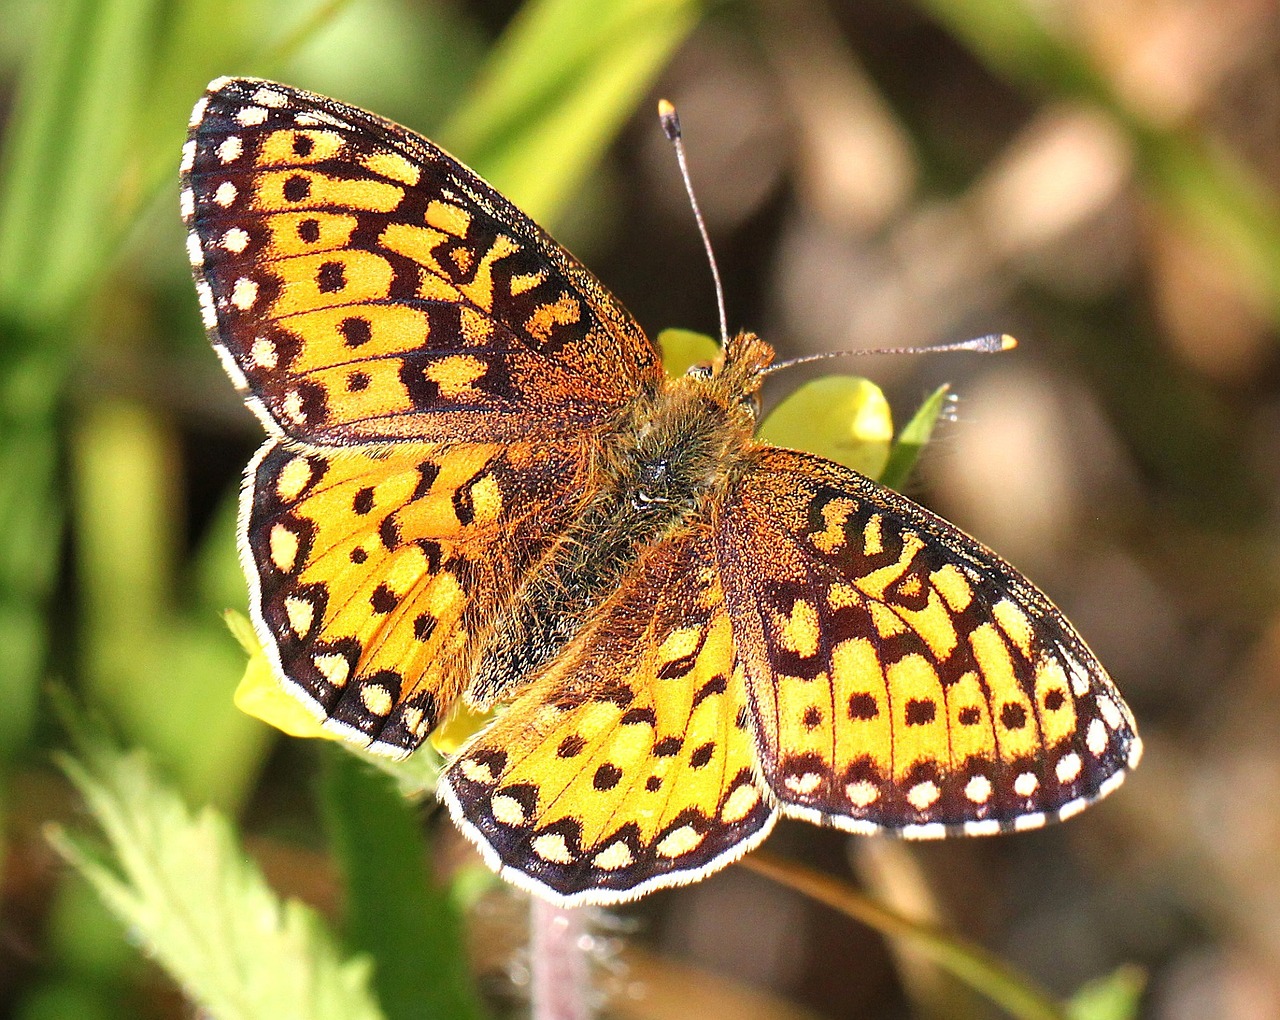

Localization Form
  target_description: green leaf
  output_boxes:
[50,739,385,1020]
[1066,965,1146,1020]
[759,376,895,480]
[320,750,484,1020]
[656,327,720,377]
[879,384,952,492]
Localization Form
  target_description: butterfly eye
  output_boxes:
[685,362,714,379]
[634,459,672,506]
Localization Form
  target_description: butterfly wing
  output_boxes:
[439,531,775,905]
[715,447,1141,836]
[183,77,661,446]
[244,439,591,756]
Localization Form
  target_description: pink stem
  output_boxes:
[529,896,592,1020]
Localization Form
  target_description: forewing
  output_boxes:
[716,448,1141,836]
[440,531,775,905]
[244,439,590,756]
[182,77,661,445]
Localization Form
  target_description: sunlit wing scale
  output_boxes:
[243,439,591,756]
[439,532,776,906]
[182,77,661,446]
[715,447,1142,837]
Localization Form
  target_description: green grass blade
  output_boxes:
[0,0,171,761]
[1066,965,1146,1020]
[0,0,85,305]
[0,330,61,759]
[320,750,484,1020]
[442,0,700,225]
[32,0,155,313]
[0,0,158,318]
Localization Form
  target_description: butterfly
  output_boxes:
[182,77,1141,906]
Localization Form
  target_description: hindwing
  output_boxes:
[243,439,590,755]
[440,532,775,905]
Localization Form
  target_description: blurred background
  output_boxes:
[2,0,1278,1017]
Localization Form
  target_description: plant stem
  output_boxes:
[740,852,1068,1020]
[529,896,592,1020]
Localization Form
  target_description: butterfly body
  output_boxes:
[467,330,765,703]
[184,78,1140,906]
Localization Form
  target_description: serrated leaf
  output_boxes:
[879,384,952,492]
[50,741,385,1020]
[760,376,895,479]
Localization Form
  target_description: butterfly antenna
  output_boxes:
[659,99,729,348]
[762,333,1018,376]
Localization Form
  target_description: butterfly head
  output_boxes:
[693,331,774,414]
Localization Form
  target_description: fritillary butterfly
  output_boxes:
[182,78,1141,905]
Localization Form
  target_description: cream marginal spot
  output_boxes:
[907,780,940,811]
[490,793,526,826]
[964,774,992,804]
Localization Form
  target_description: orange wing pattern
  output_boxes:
[187,77,1140,906]
[243,439,590,755]
[440,532,775,905]
[716,448,1141,837]
[182,78,661,447]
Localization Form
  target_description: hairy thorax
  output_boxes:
[469,332,773,703]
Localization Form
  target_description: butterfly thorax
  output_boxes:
[466,333,772,705]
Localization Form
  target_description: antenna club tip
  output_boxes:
[657,98,680,141]
[999,333,1018,350]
